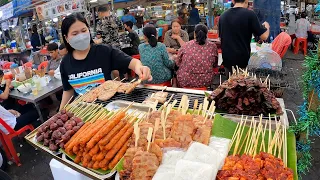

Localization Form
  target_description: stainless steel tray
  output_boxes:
[104,100,156,118]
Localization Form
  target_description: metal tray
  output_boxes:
[104,100,156,118]
[25,124,116,180]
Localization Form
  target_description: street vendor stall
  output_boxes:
[25,70,298,180]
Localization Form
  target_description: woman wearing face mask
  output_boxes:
[59,13,152,109]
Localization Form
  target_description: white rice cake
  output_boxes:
[209,136,231,169]
[174,159,215,180]
[183,142,223,166]
[152,165,175,180]
[162,150,186,165]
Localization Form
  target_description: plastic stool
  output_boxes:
[293,38,307,56]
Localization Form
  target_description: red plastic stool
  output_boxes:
[23,62,33,68]
[2,62,14,70]
[0,118,34,166]
[293,38,307,56]
[38,61,49,70]
[145,80,172,87]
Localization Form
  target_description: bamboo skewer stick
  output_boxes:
[233,116,247,156]
[243,116,254,154]
[147,127,153,152]
[192,99,198,114]
[63,96,74,110]
[197,103,203,115]
[134,122,140,148]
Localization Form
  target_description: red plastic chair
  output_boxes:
[184,87,207,91]
[145,80,172,87]
[293,38,307,56]
[0,118,34,166]
[208,33,218,39]
[2,62,14,70]
[38,61,49,70]
[23,62,33,68]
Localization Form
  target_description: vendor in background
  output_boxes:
[31,26,46,52]
[178,3,188,25]
[47,43,62,76]
[290,12,311,43]
[122,21,140,56]
[96,5,124,80]
[96,6,123,49]
[59,13,152,109]
[219,0,269,71]
[164,19,189,54]
[139,25,175,84]
[175,24,218,88]
[121,9,136,24]
[188,4,200,26]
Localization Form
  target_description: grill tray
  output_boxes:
[96,86,206,109]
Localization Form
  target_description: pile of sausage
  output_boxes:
[63,111,134,170]
[36,110,84,151]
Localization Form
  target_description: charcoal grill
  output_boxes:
[96,86,207,109]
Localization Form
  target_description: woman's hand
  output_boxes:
[8,110,20,117]
[135,65,152,81]
[171,34,181,40]
[167,48,178,54]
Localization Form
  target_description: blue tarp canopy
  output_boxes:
[13,0,32,17]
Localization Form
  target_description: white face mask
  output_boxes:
[68,32,91,50]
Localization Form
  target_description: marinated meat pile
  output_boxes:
[210,75,283,115]
[217,152,293,180]
[129,110,213,149]
[83,80,141,102]
[120,145,162,180]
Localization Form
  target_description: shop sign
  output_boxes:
[36,0,86,21]
[0,2,13,21]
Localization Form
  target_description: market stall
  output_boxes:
[25,70,298,180]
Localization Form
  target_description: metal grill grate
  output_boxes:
[96,87,206,109]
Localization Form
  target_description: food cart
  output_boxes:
[25,76,298,180]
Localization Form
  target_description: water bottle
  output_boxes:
[270,36,274,43]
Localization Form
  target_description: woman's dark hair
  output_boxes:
[124,9,129,14]
[143,25,158,48]
[61,13,94,52]
[171,19,181,26]
[59,43,66,50]
[301,12,307,18]
[194,24,208,45]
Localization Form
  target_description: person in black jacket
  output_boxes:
[30,26,46,52]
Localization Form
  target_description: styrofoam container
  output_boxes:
[50,159,92,180]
